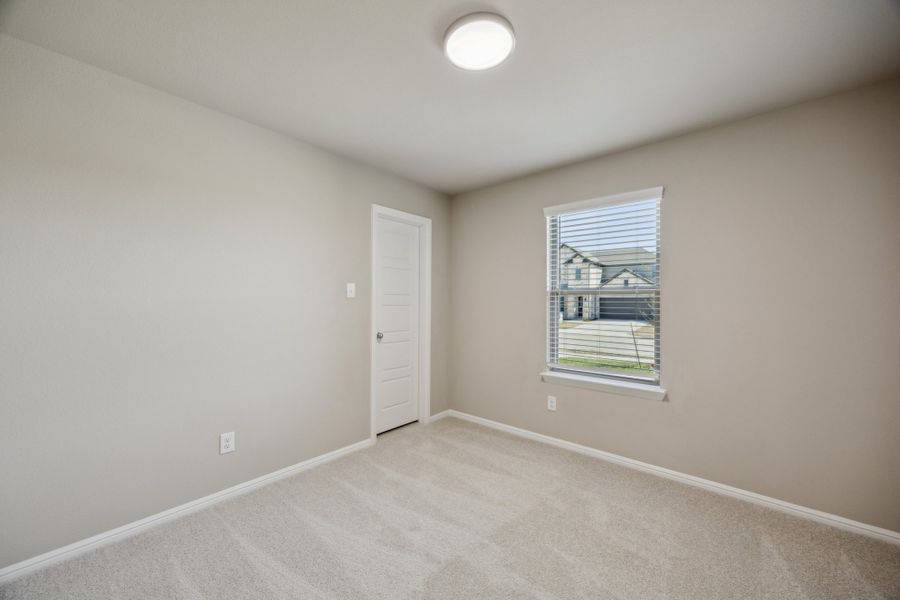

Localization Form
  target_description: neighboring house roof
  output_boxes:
[560,243,603,266]
[599,268,654,287]
[561,243,655,265]
[585,247,657,267]
[560,243,658,284]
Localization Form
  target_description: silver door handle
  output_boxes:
[376,332,384,342]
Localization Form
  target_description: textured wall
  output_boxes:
[0,35,450,568]
[449,79,900,532]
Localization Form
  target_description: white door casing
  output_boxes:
[371,205,431,436]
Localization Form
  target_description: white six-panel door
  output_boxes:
[373,215,420,434]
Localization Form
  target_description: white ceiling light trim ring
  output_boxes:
[444,12,516,71]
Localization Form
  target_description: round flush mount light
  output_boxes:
[444,12,515,71]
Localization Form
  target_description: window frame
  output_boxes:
[543,187,665,399]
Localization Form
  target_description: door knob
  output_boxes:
[376,332,384,342]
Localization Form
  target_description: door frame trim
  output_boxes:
[370,204,432,440]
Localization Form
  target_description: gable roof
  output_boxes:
[586,248,657,267]
[561,243,656,267]
[600,268,654,286]
[560,244,602,266]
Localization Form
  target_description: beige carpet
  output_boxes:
[2,417,899,599]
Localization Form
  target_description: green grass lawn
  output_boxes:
[559,356,655,376]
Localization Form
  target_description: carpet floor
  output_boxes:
[2,417,899,599]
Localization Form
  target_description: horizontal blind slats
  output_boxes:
[547,195,660,384]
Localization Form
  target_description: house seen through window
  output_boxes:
[545,188,661,384]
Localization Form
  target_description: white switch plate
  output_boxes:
[547,396,557,411]
[346,282,356,298]
[220,431,235,454]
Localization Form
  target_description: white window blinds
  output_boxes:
[545,187,662,384]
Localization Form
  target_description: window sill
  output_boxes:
[540,371,667,401]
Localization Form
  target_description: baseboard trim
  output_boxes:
[425,409,451,423]
[0,437,374,584]
[438,410,900,546]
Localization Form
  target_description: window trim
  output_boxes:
[541,370,666,401]
[543,186,664,218]
[545,186,663,396]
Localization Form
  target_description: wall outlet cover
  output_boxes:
[547,396,557,411]
[220,431,235,454]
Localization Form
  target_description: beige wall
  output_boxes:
[0,35,450,568]
[449,79,900,532]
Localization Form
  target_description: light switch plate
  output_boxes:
[346,282,356,298]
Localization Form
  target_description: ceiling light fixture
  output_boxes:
[444,12,515,71]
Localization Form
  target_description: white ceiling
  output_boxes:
[2,1,900,194]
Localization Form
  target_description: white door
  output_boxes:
[373,215,420,434]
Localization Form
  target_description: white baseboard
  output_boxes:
[0,437,374,584]
[437,410,900,546]
[425,409,451,423]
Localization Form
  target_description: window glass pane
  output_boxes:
[548,195,660,383]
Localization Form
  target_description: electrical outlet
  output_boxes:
[220,431,235,454]
[346,282,356,298]
[547,396,557,411]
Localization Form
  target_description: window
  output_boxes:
[545,187,661,385]
[574,267,582,280]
